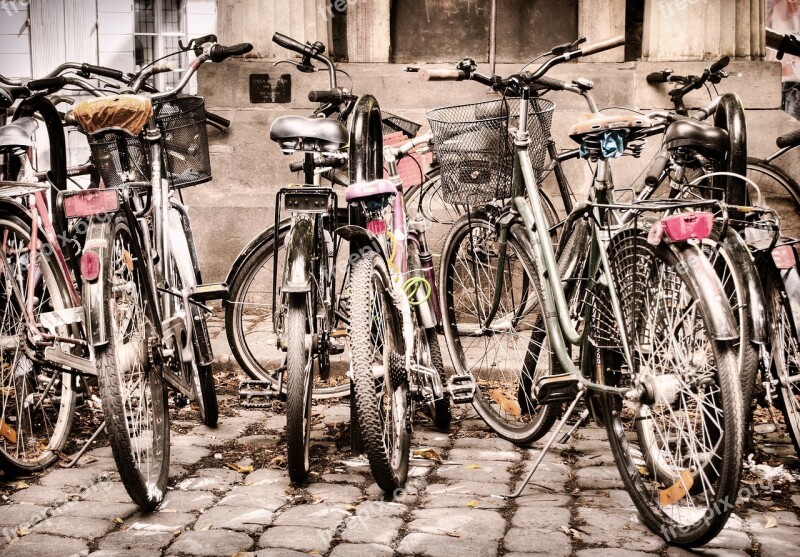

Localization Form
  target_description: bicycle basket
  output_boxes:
[154,95,212,188]
[382,113,421,139]
[427,97,554,204]
[86,131,150,188]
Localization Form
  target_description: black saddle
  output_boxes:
[269,116,347,153]
[664,119,729,160]
[0,117,38,151]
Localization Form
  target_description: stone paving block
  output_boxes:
[170,445,213,467]
[59,501,139,521]
[420,493,506,510]
[751,524,800,557]
[354,501,407,518]
[396,532,498,557]
[576,508,666,552]
[511,505,571,530]
[503,528,571,555]
[747,510,800,531]
[423,481,511,498]
[38,468,111,489]
[89,550,162,557]
[411,430,451,448]
[176,468,241,492]
[237,434,281,447]
[165,529,254,556]
[273,504,350,529]
[216,485,287,511]
[157,491,217,513]
[305,483,362,503]
[170,434,224,449]
[33,516,115,540]
[513,493,572,508]
[446,448,521,462]
[262,415,287,430]
[320,473,366,485]
[435,461,511,484]
[192,418,255,442]
[666,549,749,557]
[572,451,617,468]
[574,466,625,490]
[8,485,70,507]
[0,533,88,557]
[576,490,636,510]
[193,506,273,533]
[341,516,403,545]
[578,549,659,557]
[98,530,175,552]
[244,468,291,488]
[407,508,506,540]
[699,529,754,551]
[451,436,517,452]
[74,457,118,474]
[258,525,333,554]
[254,549,309,557]
[330,542,393,557]
[0,504,50,528]
[79,481,136,504]
[122,511,196,533]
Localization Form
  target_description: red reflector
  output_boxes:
[772,245,797,269]
[80,252,100,281]
[661,212,713,242]
[367,220,387,235]
[63,189,119,219]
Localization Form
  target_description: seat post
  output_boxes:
[303,152,315,185]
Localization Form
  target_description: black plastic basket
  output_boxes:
[427,97,554,204]
[382,113,421,139]
[86,95,211,189]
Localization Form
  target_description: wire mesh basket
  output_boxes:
[86,95,211,189]
[427,97,554,204]
[382,113,421,139]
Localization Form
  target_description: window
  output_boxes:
[134,0,187,90]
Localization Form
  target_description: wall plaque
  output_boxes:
[249,73,291,104]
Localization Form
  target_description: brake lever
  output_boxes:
[552,36,587,56]
[273,59,318,73]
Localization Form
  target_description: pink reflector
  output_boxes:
[772,245,797,269]
[80,252,101,281]
[661,212,713,242]
[63,189,119,219]
[367,220,387,235]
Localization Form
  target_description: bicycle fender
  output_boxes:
[282,218,314,293]
[719,230,767,344]
[778,264,800,336]
[0,196,31,222]
[224,219,291,289]
[82,218,112,347]
[336,224,385,260]
[670,243,739,341]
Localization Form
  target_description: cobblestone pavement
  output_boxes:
[1,318,799,557]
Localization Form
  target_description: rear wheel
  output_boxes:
[600,232,743,547]
[0,214,76,474]
[349,251,409,492]
[285,293,313,483]
[95,215,169,510]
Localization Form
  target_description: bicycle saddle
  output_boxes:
[270,116,347,153]
[0,117,38,151]
[73,94,153,136]
[663,119,729,160]
[345,179,397,203]
[568,114,652,143]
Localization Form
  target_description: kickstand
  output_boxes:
[502,389,584,499]
[61,421,106,468]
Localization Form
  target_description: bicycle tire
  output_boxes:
[599,232,743,547]
[349,250,409,492]
[95,214,170,510]
[285,293,313,483]
[746,158,800,239]
[0,213,76,474]
[439,213,560,444]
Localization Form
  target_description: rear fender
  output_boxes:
[82,218,112,346]
[282,218,314,293]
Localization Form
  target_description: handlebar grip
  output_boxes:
[81,64,124,81]
[206,111,230,129]
[709,56,730,73]
[529,76,566,91]
[308,89,344,104]
[150,61,177,75]
[210,43,253,63]
[580,34,626,57]
[646,72,668,84]
[645,153,670,187]
[273,32,308,55]
[777,128,800,149]
[419,68,468,81]
[27,76,67,91]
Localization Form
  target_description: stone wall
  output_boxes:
[190,59,796,281]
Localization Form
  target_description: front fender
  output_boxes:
[224,219,291,288]
[282,218,314,293]
[718,229,767,344]
[82,218,112,347]
[670,242,739,341]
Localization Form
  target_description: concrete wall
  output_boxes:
[192,58,798,282]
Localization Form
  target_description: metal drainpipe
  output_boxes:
[488,0,497,75]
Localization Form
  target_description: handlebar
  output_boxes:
[81,64,124,81]
[272,32,337,89]
[27,76,68,91]
[777,128,800,149]
[579,34,626,57]
[308,89,345,104]
[767,27,800,59]
[210,42,253,63]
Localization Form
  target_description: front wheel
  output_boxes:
[285,293,313,483]
[349,251,409,492]
[93,214,170,510]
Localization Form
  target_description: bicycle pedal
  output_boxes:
[447,374,476,405]
[190,283,229,303]
[330,328,348,338]
[239,380,280,408]
[535,373,581,405]
[328,337,345,355]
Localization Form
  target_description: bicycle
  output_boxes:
[422,35,745,546]
[61,36,252,508]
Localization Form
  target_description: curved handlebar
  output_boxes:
[579,34,625,57]
[210,42,253,63]
[27,76,67,91]
[777,128,800,149]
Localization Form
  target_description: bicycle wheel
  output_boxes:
[225,223,350,398]
[599,231,743,547]
[439,212,560,444]
[765,267,800,456]
[0,214,76,474]
[95,214,169,510]
[285,293,313,483]
[746,158,800,239]
[349,250,409,492]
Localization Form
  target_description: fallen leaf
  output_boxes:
[344,505,357,512]
[659,470,693,506]
[561,526,571,535]
[16,527,29,537]
[465,464,483,470]
[412,448,443,463]
[490,389,521,416]
[113,518,123,524]
[467,500,479,508]
[765,515,778,529]
[14,482,29,490]
[225,463,254,474]
[200,524,213,531]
